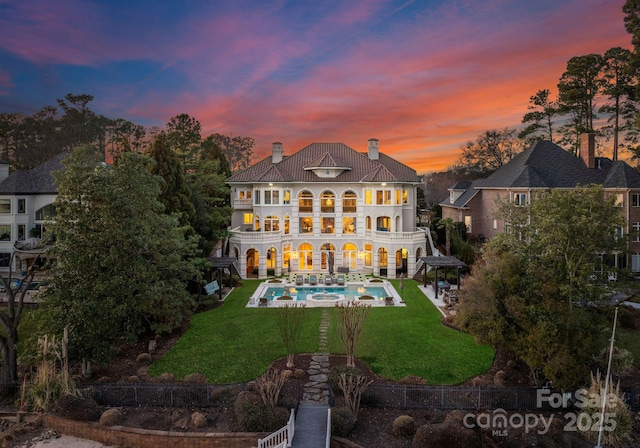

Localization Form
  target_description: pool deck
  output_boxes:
[248,275,405,307]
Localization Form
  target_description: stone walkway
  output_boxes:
[291,310,331,448]
[301,309,331,404]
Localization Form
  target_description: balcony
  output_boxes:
[233,198,253,210]
[373,228,427,242]
[229,226,282,243]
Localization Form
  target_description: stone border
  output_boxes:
[42,414,268,448]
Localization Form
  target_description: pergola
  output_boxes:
[206,257,241,301]
[419,256,468,296]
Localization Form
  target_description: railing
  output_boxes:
[372,229,426,242]
[86,382,303,408]
[258,408,295,448]
[233,198,253,209]
[325,408,331,448]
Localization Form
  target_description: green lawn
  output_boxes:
[150,279,494,384]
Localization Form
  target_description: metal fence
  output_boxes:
[82,382,639,412]
[362,384,640,412]
[84,382,303,408]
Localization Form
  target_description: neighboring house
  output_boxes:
[441,134,640,273]
[227,139,432,279]
[0,152,66,272]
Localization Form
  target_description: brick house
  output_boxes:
[441,134,640,273]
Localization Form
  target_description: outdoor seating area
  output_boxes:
[286,272,369,285]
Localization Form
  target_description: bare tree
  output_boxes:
[336,302,370,368]
[253,367,286,410]
[277,303,306,368]
[337,372,373,420]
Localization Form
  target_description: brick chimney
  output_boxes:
[368,138,379,160]
[579,133,595,169]
[271,142,283,164]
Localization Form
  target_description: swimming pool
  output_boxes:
[249,280,404,307]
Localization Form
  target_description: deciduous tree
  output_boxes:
[336,302,370,368]
[457,128,522,175]
[457,186,626,389]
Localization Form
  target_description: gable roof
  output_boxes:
[0,152,68,195]
[227,142,419,184]
[441,140,640,209]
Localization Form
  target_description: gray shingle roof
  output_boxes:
[0,152,68,195]
[227,142,419,184]
[441,140,640,209]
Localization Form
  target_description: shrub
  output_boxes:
[209,387,236,405]
[99,408,122,426]
[331,406,356,437]
[617,306,636,329]
[292,369,306,379]
[393,415,416,437]
[494,370,506,387]
[135,353,152,364]
[329,366,363,394]
[127,375,139,383]
[593,347,634,376]
[183,373,208,384]
[234,391,288,432]
[191,411,208,428]
[413,410,481,448]
[156,372,175,382]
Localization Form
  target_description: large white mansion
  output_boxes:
[227,139,432,279]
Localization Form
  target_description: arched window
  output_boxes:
[321,191,335,213]
[376,216,390,232]
[283,244,291,271]
[298,191,313,213]
[267,247,277,271]
[298,243,313,270]
[396,248,408,275]
[366,216,371,231]
[364,243,372,267]
[342,191,357,213]
[378,247,388,267]
[255,215,261,231]
[284,215,290,235]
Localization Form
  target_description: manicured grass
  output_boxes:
[150,279,494,384]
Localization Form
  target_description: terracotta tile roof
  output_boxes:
[0,152,68,195]
[227,142,419,184]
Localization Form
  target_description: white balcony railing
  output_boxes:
[233,198,253,209]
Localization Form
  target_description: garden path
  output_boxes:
[291,309,330,447]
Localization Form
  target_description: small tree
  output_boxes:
[337,372,373,420]
[336,302,370,368]
[277,304,306,368]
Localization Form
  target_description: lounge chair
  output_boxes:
[324,275,333,285]
[337,274,345,285]
[309,274,317,285]
[295,274,304,286]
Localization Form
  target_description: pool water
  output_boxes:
[263,285,388,301]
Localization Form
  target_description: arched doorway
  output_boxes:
[266,247,277,276]
[246,249,259,278]
[321,243,336,274]
[378,247,388,277]
[396,248,408,277]
[298,243,313,271]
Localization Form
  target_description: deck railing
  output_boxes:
[258,408,295,448]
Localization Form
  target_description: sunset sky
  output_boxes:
[0,0,632,173]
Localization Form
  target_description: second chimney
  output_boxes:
[368,138,379,160]
[272,142,283,164]
[579,133,595,169]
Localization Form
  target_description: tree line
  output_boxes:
[453,2,640,176]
